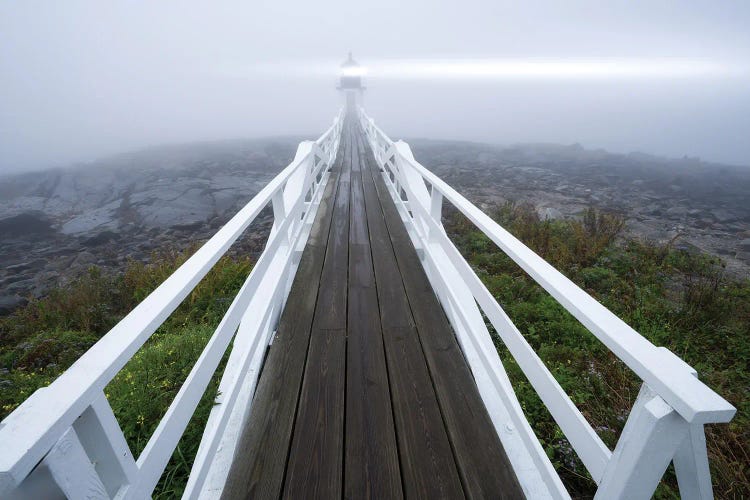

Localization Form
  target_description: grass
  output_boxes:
[0,203,747,498]
[0,246,253,497]
[446,202,749,498]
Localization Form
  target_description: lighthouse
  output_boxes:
[338,52,365,112]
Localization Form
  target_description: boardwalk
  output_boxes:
[221,116,524,499]
[0,107,734,500]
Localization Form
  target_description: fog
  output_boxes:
[1,0,749,174]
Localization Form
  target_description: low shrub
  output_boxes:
[1,204,746,498]
[446,204,749,498]
[0,246,253,497]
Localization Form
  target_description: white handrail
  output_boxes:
[359,108,735,499]
[0,111,343,499]
[0,106,735,499]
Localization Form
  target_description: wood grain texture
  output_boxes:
[364,133,525,499]
[219,121,346,500]
[282,123,352,500]
[360,132,465,499]
[222,117,524,500]
[344,128,402,500]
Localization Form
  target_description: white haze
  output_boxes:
[1,0,749,174]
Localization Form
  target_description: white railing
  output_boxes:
[0,107,736,500]
[0,112,343,500]
[359,108,735,500]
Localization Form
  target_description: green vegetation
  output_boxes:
[446,202,748,498]
[0,247,253,498]
[0,204,747,498]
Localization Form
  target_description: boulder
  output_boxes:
[0,294,27,315]
[538,207,563,220]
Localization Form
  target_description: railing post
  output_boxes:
[5,392,138,499]
[428,187,444,241]
[595,384,690,499]
[356,109,734,499]
[393,141,433,239]
[673,423,714,499]
[44,427,109,500]
[75,393,138,496]
[0,113,345,500]
[653,348,715,499]
[270,189,286,239]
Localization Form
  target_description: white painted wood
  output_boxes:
[595,385,689,499]
[359,108,735,498]
[196,328,268,499]
[415,160,731,424]
[436,230,612,481]
[665,349,714,500]
[3,464,66,500]
[374,119,611,483]
[0,111,343,497]
[359,108,734,426]
[282,142,313,216]
[270,189,286,237]
[425,243,567,499]
[73,393,138,498]
[44,427,109,500]
[124,130,337,499]
[183,154,331,498]
[124,248,288,497]
[375,128,567,498]
[674,423,714,500]
[428,188,443,229]
[2,106,734,499]
[180,278,278,500]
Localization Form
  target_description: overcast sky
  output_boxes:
[1,0,749,173]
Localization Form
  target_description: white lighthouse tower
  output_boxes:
[338,52,365,113]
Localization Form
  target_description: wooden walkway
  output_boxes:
[221,116,524,499]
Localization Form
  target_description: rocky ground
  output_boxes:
[2,136,749,314]
[0,138,302,313]
[408,139,750,275]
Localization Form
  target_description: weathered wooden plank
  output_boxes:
[344,129,402,500]
[281,326,346,500]
[359,132,466,499]
[224,119,523,500]
[219,123,346,500]
[363,130,525,498]
[281,124,353,499]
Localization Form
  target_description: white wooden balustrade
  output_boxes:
[0,112,343,499]
[0,107,735,500]
[358,108,735,500]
